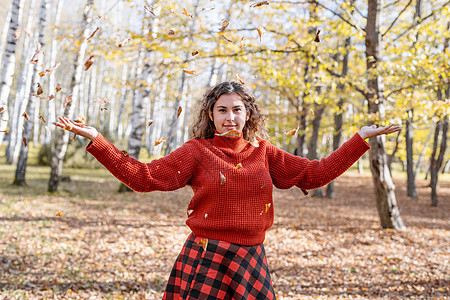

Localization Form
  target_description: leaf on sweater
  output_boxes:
[265,203,271,212]
[155,138,166,146]
[56,211,63,217]
[250,1,269,8]
[39,116,46,123]
[122,150,130,157]
[198,238,208,251]
[250,138,259,147]
[233,163,243,170]
[22,137,27,147]
[177,106,182,118]
[187,209,194,216]
[215,130,239,137]
[220,171,226,185]
[204,213,208,219]
[22,112,30,121]
[284,127,298,135]
[219,20,229,32]
[235,73,245,85]
[182,69,197,76]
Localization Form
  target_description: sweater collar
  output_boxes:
[211,130,249,153]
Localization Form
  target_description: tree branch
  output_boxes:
[382,0,413,37]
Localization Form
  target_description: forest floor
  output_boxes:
[0,162,448,299]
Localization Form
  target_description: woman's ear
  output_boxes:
[209,110,213,121]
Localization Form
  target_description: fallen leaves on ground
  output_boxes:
[0,169,448,299]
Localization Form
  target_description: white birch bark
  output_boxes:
[149,75,168,157]
[0,0,24,146]
[13,0,48,185]
[0,8,12,71]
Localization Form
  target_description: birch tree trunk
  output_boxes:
[13,0,48,185]
[48,0,93,192]
[366,0,405,229]
[0,8,13,69]
[0,0,24,146]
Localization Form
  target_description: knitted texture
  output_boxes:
[86,133,370,246]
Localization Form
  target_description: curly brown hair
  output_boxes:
[191,81,268,141]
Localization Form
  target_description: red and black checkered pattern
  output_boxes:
[163,233,276,299]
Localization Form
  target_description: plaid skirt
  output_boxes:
[163,233,276,299]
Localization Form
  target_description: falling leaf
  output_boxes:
[22,137,27,147]
[39,116,46,123]
[63,95,72,108]
[84,55,95,71]
[24,28,32,37]
[22,112,30,120]
[56,83,62,92]
[39,71,46,77]
[122,150,130,157]
[86,27,99,41]
[239,36,245,48]
[118,37,130,47]
[94,97,110,105]
[177,106,182,118]
[233,163,243,170]
[260,184,265,188]
[30,42,42,64]
[198,238,208,251]
[221,35,233,42]
[187,209,194,216]
[83,3,93,14]
[257,26,265,43]
[147,120,153,127]
[37,83,43,95]
[100,107,108,111]
[201,7,215,11]
[191,50,199,56]
[250,1,270,7]
[235,73,245,85]
[314,30,321,43]
[182,69,197,76]
[220,171,226,185]
[219,20,229,32]
[48,94,55,101]
[46,62,61,74]
[0,107,4,112]
[144,5,160,16]
[168,30,175,36]
[182,8,193,18]
[14,29,21,39]
[265,203,271,212]
[0,130,8,134]
[215,129,239,137]
[56,211,63,217]
[284,127,298,135]
[71,133,77,141]
[78,232,83,237]
[155,137,166,146]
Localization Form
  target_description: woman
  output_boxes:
[54,81,401,299]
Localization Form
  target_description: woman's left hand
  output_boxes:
[358,124,402,140]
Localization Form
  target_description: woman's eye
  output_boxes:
[219,109,226,112]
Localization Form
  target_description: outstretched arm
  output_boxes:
[53,116,98,141]
[358,124,402,140]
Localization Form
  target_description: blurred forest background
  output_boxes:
[0,0,449,298]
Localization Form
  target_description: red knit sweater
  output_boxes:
[86,133,370,245]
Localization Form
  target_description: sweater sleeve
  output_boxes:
[86,134,196,192]
[266,133,370,190]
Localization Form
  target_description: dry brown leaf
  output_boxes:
[48,94,55,101]
[39,71,46,77]
[155,137,166,146]
[233,163,243,170]
[24,28,32,37]
[239,36,245,48]
[147,120,153,127]
[182,8,193,18]
[257,26,265,43]
[56,211,63,217]
[250,1,270,7]
[22,112,30,120]
[0,107,4,112]
[235,73,245,85]
[168,30,175,36]
[144,5,159,16]
[182,69,197,76]
[30,42,42,64]
[221,34,232,43]
[22,137,27,147]
[0,130,8,134]
[177,106,182,118]
[63,95,72,108]
[122,150,130,157]
[284,127,298,135]
[201,7,215,11]
[94,97,110,105]
[37,83,43,95]
[198,238,208,251]
[46,62,61,74]
[87,27,99,41]
[14,29,21,39]
[100,107,108,111]
[191,50,199,56]
[314,30,321,43]
[118,37,130,47]
[56,83,62,92]
[220,171,226,185]
[39,116,46,123]
[83,4,93,14]
[219,20,229,32]
[84,55,95,71]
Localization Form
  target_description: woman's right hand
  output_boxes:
[53,116,99,141]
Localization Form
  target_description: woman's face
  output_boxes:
[209,93,249,135]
